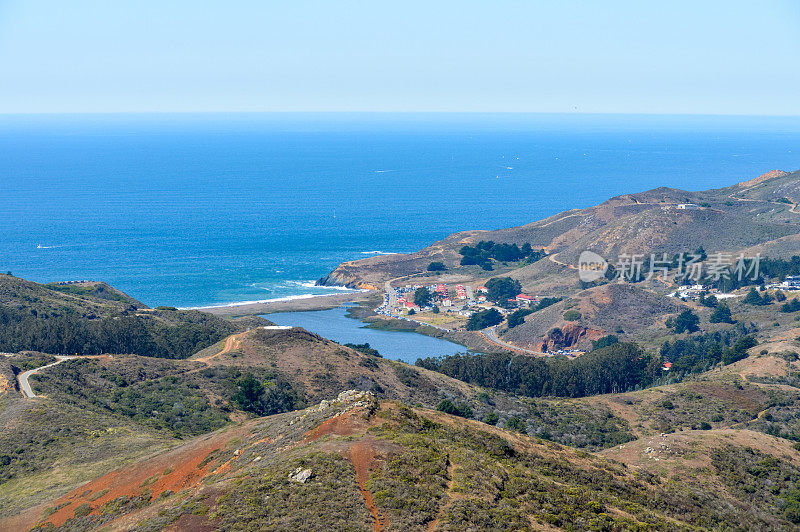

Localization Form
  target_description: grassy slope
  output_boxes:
[9,394,799,531]
[0,326,639,519]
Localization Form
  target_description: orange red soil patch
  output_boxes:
[302,409,363,442]
[24,427,246,530]
[349,441,389,532]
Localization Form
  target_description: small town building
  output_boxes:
[786,276,800,289]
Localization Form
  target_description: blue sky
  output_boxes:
[0,0,798,114]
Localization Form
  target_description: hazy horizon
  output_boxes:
[1,1,797,115]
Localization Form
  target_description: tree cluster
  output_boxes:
[0,305,235,358]
[742,288,773,306]
[418,343,663,398]
[485,277,522,305]
[465,308,503,330]
[459,241,545,270]
[232,374,300,416]
[660,325,756,374]
[666,310,700,333]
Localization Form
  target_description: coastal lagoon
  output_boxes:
[3,113,799,308]
[264,306,466,363]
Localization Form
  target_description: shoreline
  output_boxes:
[192,290,377,317]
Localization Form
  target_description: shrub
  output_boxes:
[506,416,527,433]
[427,262,446,272]
[483,412,499,425]
[436,400,473,419]
[781,299,800,313]
[74,503,93,517]
[465,309,503,331]
[563,310,581,321]
[668,310,700,333]
[709,304,734,324]
[507,308,533,328]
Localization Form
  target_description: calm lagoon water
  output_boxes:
[264,306,466,363]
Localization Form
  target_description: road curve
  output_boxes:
[481,326,544,355]
[18,356,71,398]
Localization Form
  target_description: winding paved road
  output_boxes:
[18,356,71,398]
[17,355,109,398]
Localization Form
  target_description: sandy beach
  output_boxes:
[192,290,378,317]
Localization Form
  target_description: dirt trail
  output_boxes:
[481,326,544,355]
[427,458,458,531]
[350,441,388,532]
[193,332,245,365]
[548,253,577,270]
[302,408,388,531]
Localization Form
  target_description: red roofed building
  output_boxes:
[662,362,673,371]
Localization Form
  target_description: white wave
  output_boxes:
[287,280,359,291]
[374,169,397,173]
[252,280,360,292]
[180,289,369,310]
[360,250,400,255]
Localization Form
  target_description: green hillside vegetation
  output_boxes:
[19,394,800,531]
[0,276,262,358]
[419,328,758,399]
[459,240,546,270]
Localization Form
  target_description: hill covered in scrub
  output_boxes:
[0,325,638,518]
[0,275,264,358]
[7,390,800,531]
[3,284,800,529]
[318,169,800,352]
[319,169,800,289]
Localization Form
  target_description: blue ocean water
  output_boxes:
[1,113,799,308]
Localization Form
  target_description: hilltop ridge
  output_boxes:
[320,169,800,290]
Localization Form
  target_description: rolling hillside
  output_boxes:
[6,390,799,531]
[319,169,800,290]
